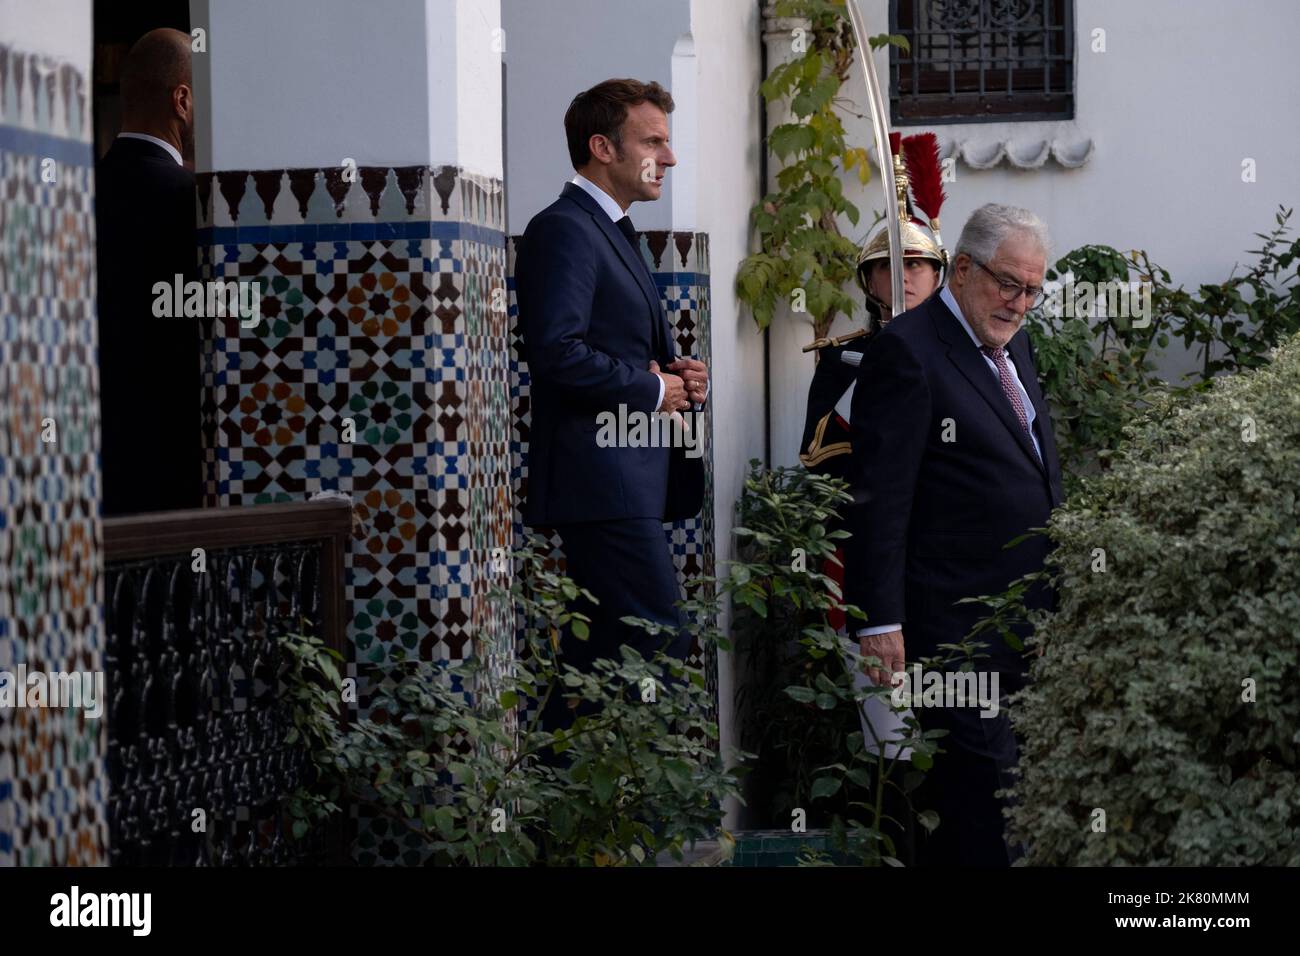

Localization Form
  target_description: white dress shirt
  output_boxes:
[857,285,1041,639]
[940,285,1041,460]
[568,173,707,411]
[572,172,625,222]
[116,132,184,167]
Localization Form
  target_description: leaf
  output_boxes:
[663,759,693,795]
[810,776,842,800]
[591,764,619,804]
[846,767,873,788]
[915,810,940,833]
[434,806,457,837]
[770,123,815,159]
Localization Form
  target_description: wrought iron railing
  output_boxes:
[103,500,352,865]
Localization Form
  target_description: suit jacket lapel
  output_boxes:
[932,297,1046,475]
[560,184,666,358]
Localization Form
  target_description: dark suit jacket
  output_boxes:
[95,136,203,515]
[515,182,703,526]
[800,333,870,488]
[845,292,1063,672]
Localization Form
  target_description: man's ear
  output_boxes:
[950,252,971,287]
[174,83,193,122]
[587,133,616,166]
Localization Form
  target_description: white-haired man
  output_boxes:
[846,203,1064,866]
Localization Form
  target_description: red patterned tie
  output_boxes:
[981,345,1037,454]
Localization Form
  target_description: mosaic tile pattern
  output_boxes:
[197,165,514,864]
[0,44,106,867]
[198,166,513,675]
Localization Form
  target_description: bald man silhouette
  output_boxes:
[97,29,204,515]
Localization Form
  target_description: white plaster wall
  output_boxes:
[192,0,500,174]
[767,0,1300,468]
[0,0,92,66]
[452,0,503,178]
[689,0,765,831]
[670,32,698,231]
[501,0,692,233]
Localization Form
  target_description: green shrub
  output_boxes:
[283,536,744,866]
[1007,333,1300,865]
[731,461,941,864]
[1027,206,1300,494]
[732,463,861,823]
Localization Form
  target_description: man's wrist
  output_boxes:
[857,623,901,637]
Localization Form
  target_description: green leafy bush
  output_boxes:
[731,461,941,864]
[284,537,744,866]
[1007,333,1300,865]
[1027,207,1300,493]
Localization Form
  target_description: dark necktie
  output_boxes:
[981,344,1038,457]
[616,214,640,251]
[616,215,668,359]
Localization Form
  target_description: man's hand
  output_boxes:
[859,628,905,687]
[668,357,709,405]
[650,360,689,412]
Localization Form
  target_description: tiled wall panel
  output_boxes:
[197,165,514,863]
[0,42,107,867]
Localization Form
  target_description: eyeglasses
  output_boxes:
[973,259,1046,309]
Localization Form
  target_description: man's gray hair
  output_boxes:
[953,203,1050,265]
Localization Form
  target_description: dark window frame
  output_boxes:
[889,0,1075,125]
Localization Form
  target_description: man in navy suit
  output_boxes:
[514,79,707,731]
[846,204,1063,866]
[96,28,203,515]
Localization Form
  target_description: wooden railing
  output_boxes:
[102,499,353,865]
